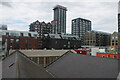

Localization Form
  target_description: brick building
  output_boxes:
[43,33,81,49]
[0,30,39,57]
[29,20,53,48]
[111,32,119,46]
[84,30,111,46]
[29,20,53,38]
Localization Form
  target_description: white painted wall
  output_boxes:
[91,48,99,56]
[99,49,105,52]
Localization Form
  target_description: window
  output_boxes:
[112,43,114,46]
[108,55,110,58]
[24,33,28,36]
[112,37,114,40]
[10,39,14,44]
[28,33,31,37]
[55,41,57,44]
[6,32,9,37]
[32,57,38,63]
[33,34,37,37]
[16,39,19,43]
[39,57,44,64]
[46,57,50,64]
[28,44,32,49]
[20,33,23,37]
[68,41,70,44]
[115,36,118,39]
[64,45,66,48]
[114,56,117,59]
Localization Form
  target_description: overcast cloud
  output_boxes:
[0,0,119,33]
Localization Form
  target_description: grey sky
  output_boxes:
[0,0,119,34]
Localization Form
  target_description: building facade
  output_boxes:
[43,33,81,49]
[53,5,67,34]
[84,30,111,46]
[71,18,91,44]
[29,20,53,48]
[29,20,52,38]
[110,32,119,54]
[111,32,119,46]
[0,30,39,57]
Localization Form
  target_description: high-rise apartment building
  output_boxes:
[53,5,67,34]
[72,18,91,44]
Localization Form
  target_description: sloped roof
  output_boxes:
[47,52,119,78]
[9,50,69,57]
[2,51,54,78]
[117,72,120,80]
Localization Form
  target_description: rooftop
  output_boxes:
[2,51,54,78]
[9,50,69,57]
[44,33,80,40]
[53,5,67,11]
[0,30,38,37]
[47,51,119,78]
[1,50,120,78]
[87,30,111,35]
[72,17,91,22]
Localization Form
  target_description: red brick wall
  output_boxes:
[2,35,39,50]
